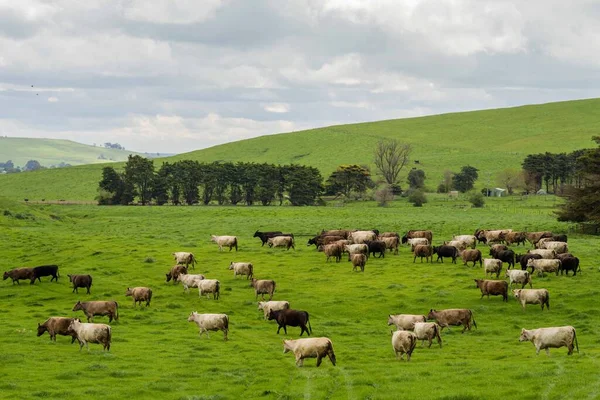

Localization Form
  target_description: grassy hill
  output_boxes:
[1,98,599,201]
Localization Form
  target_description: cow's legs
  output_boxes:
[316,356,323,367]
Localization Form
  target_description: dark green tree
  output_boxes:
[256,163,278,206]
[175,160,201,205]
[407,168,426,189]
[286,165,323,206]
[97,166,133,205]
[124,155,155,205]
[325,164,375,198]
[24,160,43,171]
[452,165,479,193]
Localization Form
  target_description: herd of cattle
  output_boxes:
[4,228,581,365]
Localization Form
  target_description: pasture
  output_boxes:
[1,195,600,399]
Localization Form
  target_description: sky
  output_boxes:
[1,0,600,154]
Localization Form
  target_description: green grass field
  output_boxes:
[1,98,599,202]
[1,195,599,399]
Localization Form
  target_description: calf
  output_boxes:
[32,265,59,283]
[125,287,152,307]
[72,300,119,322]
[68,274,92,294]
[37,317,79,343]
[474,279,508,302]
[187,312,229,341]
[267,236,295,250]
[412,322,442,348]
[269,309,312,336]
[519,326,578,355]
[391,330,417,361]
[283,337,336,367]
[3,268,35,285]
[253,230,283,246]
[513,289,550,310]
[68,319,111,351]
[250,278,275,300]
[379,236,399,255]
[321,243,343,263]
[427,309,477,333]
[387,314,427,331]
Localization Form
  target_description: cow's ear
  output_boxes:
[38,323,40,327]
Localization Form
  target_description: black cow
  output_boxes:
[32,265,59,283]
[559,257,580,276]
[307,235,344,248]
[365,240,386,258]
[552,234,568,243]
[433,245,459,264]
[491,249,515,269]
[268,309,312,336]
[253,231,283,246]
[68,274,92,294]
[516,253,542,272]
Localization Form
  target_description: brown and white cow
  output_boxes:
[519,326,578,355]
[165,265,188,283]
[391,330,418,361]
[427,309,477,333]
[283,337,336,367]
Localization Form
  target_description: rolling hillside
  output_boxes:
[1,98,599,201]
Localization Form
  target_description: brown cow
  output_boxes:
[166,265,188,283]
[250,278,275,300]
[37,317,79,343]
[474,279,508,302]
[427,309,477,333]
[68,274,92,294]
[73,301,119,322]
[402,230,433,245]
[125,287,152,307]
[3,268,35,285]
[461,249,482,267]
[413,245,433,263]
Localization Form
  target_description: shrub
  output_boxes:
[469,192,485,208]
[375,186,394,207]
[437,183,448,193]
[407,189,427,207]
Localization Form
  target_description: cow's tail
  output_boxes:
[434,324,443,348]
[191,254,197,268]
[307,312,313,334]
[114,301,119,320]
[327,340,336,366]
[216,281,221,299]
[470,310,477,329]
[234,237,238,251]
[573,327,579,353]
[88,275,93,286]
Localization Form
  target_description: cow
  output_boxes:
[268,309,312,336]
[452,235,477,249]
[490,249,515,269]
[516,253,542,271]
[555,253,575,262]
[474,279,508,302]
[444,240,468,251]
[3,268,35,285]
[210,235,238,252]
[489,244,508,255]
[37,317,79,343]
[283,337,336,367]
[559,257,580,276]
[68,274,92,294]
[307,235,345,248]
[513,289,550,310]
[379,232,400,239]
[68,319,111,351]
[187,312,229,341]
[321,243,343,263]
[350,253,367,272]
[165,265,188,283]
[267,236,295,250]
[407,238,430,251]
[402,230,433,245]
[125,287,152,307]
[345,244,369,260]
[483,259,503,278]
[474,229,512,244]
[32,265,59,283]
[379,236,400,255]
[349,230,378,244]
[172,252,196,270]
[461,249,482,267]
[179,274,206,293]
[504,231,527,246]
[539,241,569,254]
[413,244,433,263]
[526,231,553,246]
[427,309,477,333]
[391,330,418,361]
[551,234,568,243]
[229,262,253,279]
[365,240,386,258]
[519,326,578,355]
[198,279,220,300]
[72,300,119,323]
[250,278,275,300]
[258,301,290,320]
[505,269,533,289]
[412,322,442,348]
[433,245,459,264]
[320,229,351,239]
[387,314,427,331]
[253,230,283,246]
[527,259,560,277]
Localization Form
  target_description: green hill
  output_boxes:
[1,98,599,201]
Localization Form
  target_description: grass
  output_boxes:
[1,98,600,201]
[1,195,599,399]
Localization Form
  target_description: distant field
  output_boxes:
[1,98,599,201]
[1,195,599,399]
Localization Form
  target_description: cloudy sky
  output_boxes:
[1,0,600,153]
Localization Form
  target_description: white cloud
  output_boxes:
[263,103,290,113]
[120,0,227,24]
[47,96,58,102]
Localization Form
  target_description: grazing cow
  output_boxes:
[540,241,568,254]
[387,314,427,331]
[229,262,253,280]
[72,300,119,322]
[516,253,542,271]
[526,231,553,246]
[505,269,533,289]
[432,245,459,264]
[125,287,152,307]
[198,279,220,300]
[283,337,336,367]
[474,229,511,244]
[345,244,369,260]
[559,257,580,276]
[321,243,343,263]
[427,309,477,333]
[379,236,400,255]
[452,235,477,249]
[3,268,35,285]
[444,240,468,251]
[250,278,275,300]
[165,265,188,283]
[210,235,238,252]
[349,230,378,244]
[489,244,508,255]
[407,238,429,251]
[32,265,59,283]
[350,253,367,272]
[519,326,578,355]
[179,274,206,293]
[474,279,508,302]
[483,259,503,278]
[490,249,515,269]
[412,322,442,348]
[334,239,351,252]
[187,312,229,341]
[258,301,290,320]
[527,259,560,277]
[391,330,418,361]
[504,231,527,246]
[528,249,556,259]
[402,230,433,245]
[556,253,575,262]
[68,319,111,351]
[551,234,568,243]
[269,309,312,336]
[37,317,79,343]
[365,240,386,258]
[307,235,345,248]
[379,232,400,239]
[267,236,295,250]
[172,252,196,270]
[513,289,550,310]
[253,230,283,246]
[68,274,92,294]
[413,245,433,263]
[321,229,351,239]
[461,249,482,267]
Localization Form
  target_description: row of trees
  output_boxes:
[98,155,324,206]
[522,150,586,194]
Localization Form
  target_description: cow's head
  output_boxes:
[426,309,436,320]
[37,323,48,336]
[228,262,234,270]
[187,312,197,322]
[165,273,172,282]
[386,315,395,326]
[267,310,277,321]
[519,328,531,342]
[72,301,83,311]
[474,279,483,288]
[283,340,293,354]
[512,289,522,298]
[125,288,133,296]
[67,274,73,282]
[253,231,260,238]
[2,272,8,280]
[250,278,256,288]
[257,302,264,310]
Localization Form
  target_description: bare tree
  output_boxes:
[373,140,412,185]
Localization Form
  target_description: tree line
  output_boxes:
[522,150,587,194]
[97,155,323,206]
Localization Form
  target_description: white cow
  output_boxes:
[505,269,532,289]
[483,258,502,278]
[528,249,556,259]
[198,279,220,300]
[172,252,196,269]
[210,235,238,252]
[187,312,229,340]
[283,337,336,367]
[257,301,290,320]
[345,244,369,260]
[228,262,253,279]
[519,326,578,355]
[179,274,205,293]
[527,259,560,276]
[68,319,111,351]
[445,240,468,251]
[391,330,417,361]
[452,235,477,249]
[387,314,426,330]
[513,289,550,310]
[267,236,295,250]
[349,231,377,244]
[407,238,429,250]
[540,241,569,254]
[412,322,442,348]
